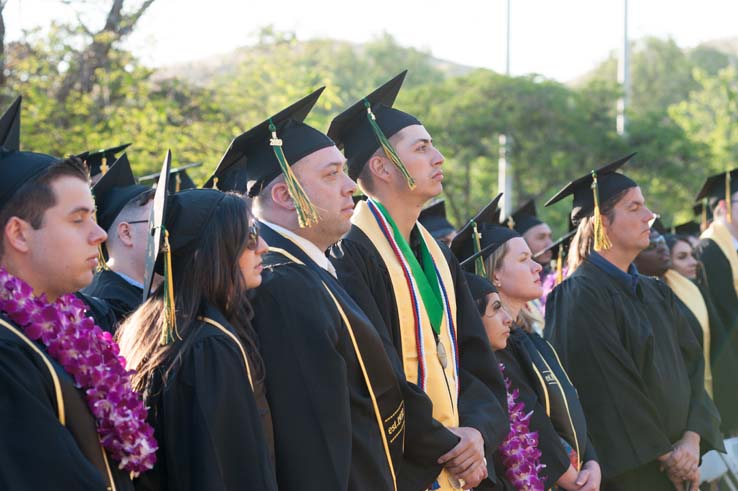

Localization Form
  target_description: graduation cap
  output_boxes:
[671,221,701,237]
[451,194,511,275]
[204,87,333,227]
[327,71,420,186]
[419,199,455,240]
[464,271,497,302]
[458,225,520,272]
[650,216,666,235]
[0,97,60,209]
[352,194,367,205]
[93,153,150,232]
[505,198,544,234]
[694,168,738,223]
[77,143,131,177]
[545,153,638,251]
[534,230,576,285]
[139,162,202,193]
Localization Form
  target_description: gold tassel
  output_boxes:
[100,157,108,175]
[506,216,516,230]
[96,244,109,272]
[364,100,416,190]
[726,170,733,224]
[158,229,180,346]
[555,243,564,285]
[591,171,612,251]
[175,173,182,193]
[268,120,320,228]
[472,221,487,277]
[212,177,219,190]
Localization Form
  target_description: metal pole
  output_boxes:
[499,0,513,217]
[617,0,629,136]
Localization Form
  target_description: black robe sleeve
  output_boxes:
[138,334,277,491]
[252,270,357,491]
[0,340,108,490]
[697,239,738,337]
[544,279,674,479]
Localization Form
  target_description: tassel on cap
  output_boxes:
[591,170,612,251]
[471,221,487,277]
[364,99,416,190]
[726,170,733,224]
[506,216,516,230]
[100,157,108,176]
[158,229,180,346]
[211,177,219,190]
[268,119,320,228]
[555,243,564,285]
[701,198,708,231]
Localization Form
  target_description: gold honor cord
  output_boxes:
[363,100,416,190]
[268,120,320,228]
[727,170,733,224]
[197,316,254,391]
[268,246,398,491]
[591,171,612,251]
[0,318,66,424]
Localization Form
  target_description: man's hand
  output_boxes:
[574,460,601,491]
[663,432,700,481]
[438,427,487,488]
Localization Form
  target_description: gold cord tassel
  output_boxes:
[591,171,612,251]
[555,243,564,285]
[100,157,108,176]
[159,229,180,346]
[471,221,487,277]
[268,120,320,228]
[364,100,416,190]
[96,244,109,272]
[726,170,733,224]
[175,174,182,193]
[212,177,219,190]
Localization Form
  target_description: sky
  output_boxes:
[5,0,738,82]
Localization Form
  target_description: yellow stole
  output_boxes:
[701,221,738,301]
[353,201,461,491]
[663,269,713,398]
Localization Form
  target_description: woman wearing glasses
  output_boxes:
[117,189,276,491]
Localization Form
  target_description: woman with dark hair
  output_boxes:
[664,234,699,280]
[117,188,276,491]
[452,201,600,491]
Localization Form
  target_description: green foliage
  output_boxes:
[5,22,738,234]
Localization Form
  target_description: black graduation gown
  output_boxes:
[0,313,133,491]
[495,328,597,490]
[544,259,724,490]
[76,291,119,334]
[332,225,510,489]
[252,225,406,491]
[82,269,143,324]
[135,304,277,491]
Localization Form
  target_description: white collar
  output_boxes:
[260,219,336,277]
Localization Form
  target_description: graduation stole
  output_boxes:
[701,220,738,300]
[352,199,459,426]
[663,269,713,398]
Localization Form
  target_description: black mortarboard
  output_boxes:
[327,71,421,182]
[0,96,21,151]
[464,271,497,302]
[352,194,367,205]
[534,230,576,262]
[672,221,701,237]
[142,151,171,301]
[694,168,738,223]
[545,153,638,223]
[204,87,333,195]
[0,96,59,209]
[450,193,503,264]
[139,162,202,193]
[505,198,544,234]
[419,199,455,240]
[458,225,521,271]
[92,153,150,232]
[78,143,131,177]
[650,216,666,235]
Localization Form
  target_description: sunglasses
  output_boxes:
[246,223,261,251]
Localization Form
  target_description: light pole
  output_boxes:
[617,0,630,136]
[499,0,513,218]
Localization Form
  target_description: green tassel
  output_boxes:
[363,99,416,190]
[472,220,487,277]
[268,120,321,228]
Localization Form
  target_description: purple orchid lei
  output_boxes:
[0,267,157,476]
[499,362,546,491]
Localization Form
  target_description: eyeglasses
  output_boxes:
[645,235,666,251]
[126,219,148,225]
[246,223,260,251]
